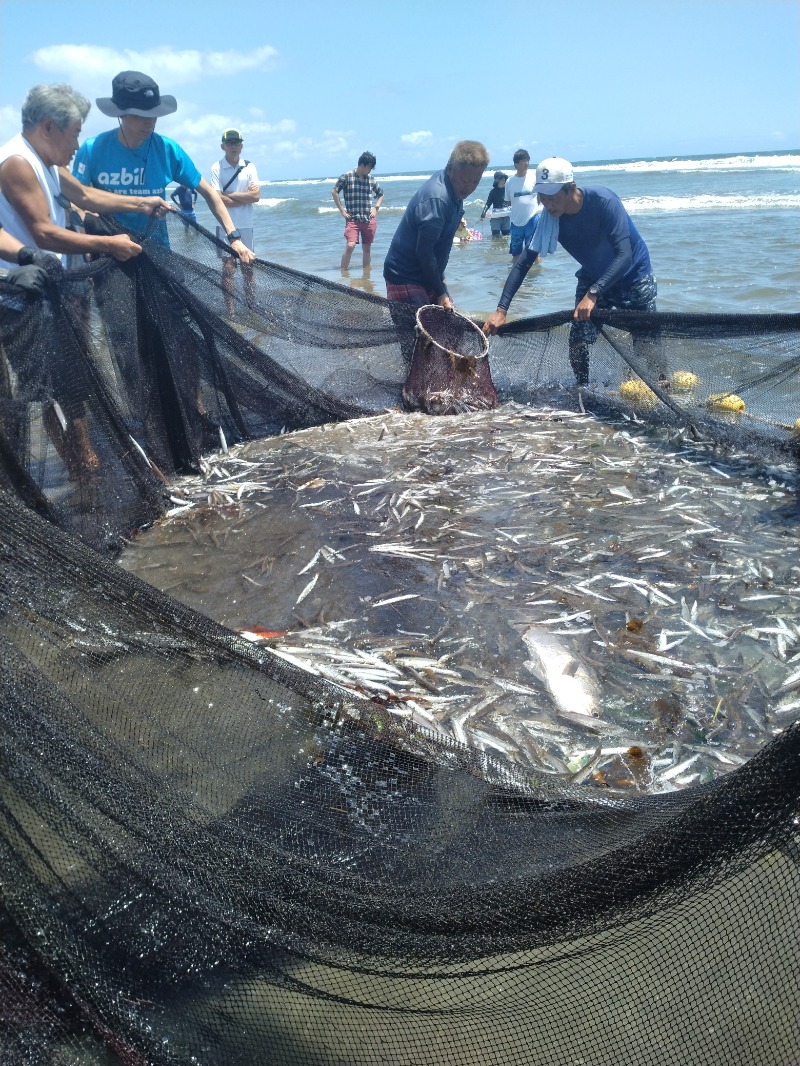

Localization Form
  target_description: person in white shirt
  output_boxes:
[210,128,260,314]
[504,148,540,264]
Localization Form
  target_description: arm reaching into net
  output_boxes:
[0,155,142,261]
[59,169,173,219]
[195,179,256,265]
[483,244,539,334]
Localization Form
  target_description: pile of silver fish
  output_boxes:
[120,402,800,794]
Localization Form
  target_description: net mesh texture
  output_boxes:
[1,213,799,1065]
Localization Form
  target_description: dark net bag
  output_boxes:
[403,304,498,415]
[1,213,800,1065]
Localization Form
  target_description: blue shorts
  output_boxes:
[509,216,538,256]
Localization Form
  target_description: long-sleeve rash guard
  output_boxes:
[497,186,651,311]
[383,169,463,298]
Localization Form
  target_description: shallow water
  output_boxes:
[120,401,800,794]
[189,153,800,317]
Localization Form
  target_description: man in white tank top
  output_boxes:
[0,84,172,267]
[0,83,173,480]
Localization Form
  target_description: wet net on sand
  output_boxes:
[1,213,799,1065]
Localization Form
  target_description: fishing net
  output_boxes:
[1,213,799,1065]
[403,304,497,414]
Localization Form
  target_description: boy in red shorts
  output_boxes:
[332,151,383,271]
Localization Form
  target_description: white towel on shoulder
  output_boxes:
[528,209,559,256]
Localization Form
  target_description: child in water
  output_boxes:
[453,217,482,243]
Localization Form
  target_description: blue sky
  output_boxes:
[1,0,797,180]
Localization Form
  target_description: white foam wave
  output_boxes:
[270,177,333,186]
[254,198,293,208]
[624,192,800,212]
[266,173,437,188]
[369,173,436,183]
[579,153,800,175]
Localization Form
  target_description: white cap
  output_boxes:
[533,157,574,195]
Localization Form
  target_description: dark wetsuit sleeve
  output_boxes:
[415,231,447,297]
[497,245,539,311]
[593,233,633,294]
[413,197,452,297]
[590,196,634,293]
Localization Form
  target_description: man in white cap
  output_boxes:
[483,156,656,385]
[73,71,255,266]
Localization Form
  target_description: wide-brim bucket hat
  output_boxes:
[96,71,177,118]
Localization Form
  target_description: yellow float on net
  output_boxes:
[792,419,800,436]
[707,392,746,413]
[670,370,700,392]
[619,377,658,407]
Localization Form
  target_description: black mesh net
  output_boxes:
[1,214,799,1065]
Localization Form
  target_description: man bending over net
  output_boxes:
[483,157,659,386]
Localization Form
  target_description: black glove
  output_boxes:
[17,247,64,284]
[6,264,51,296]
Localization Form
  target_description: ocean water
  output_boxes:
[192,151,800,319]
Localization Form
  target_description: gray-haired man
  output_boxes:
[0,82,170,263]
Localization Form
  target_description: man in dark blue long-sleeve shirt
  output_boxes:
[483,156,657,384]
[383,140,489,312]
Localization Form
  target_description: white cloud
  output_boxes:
[166,115,299,163]
[171,113,231,140]
[263,129,353,162]
[401,130,432,145]
[30,44,279,86]
[253,119,297,136]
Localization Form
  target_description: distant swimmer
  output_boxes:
[483,156,657,386]
[453,217,482,243]
[480,171,511,236]
[72,71,254,265]
[454,217,474,242]
[332,151,384,272]
[504,149,540,263]
[383,140,489,312]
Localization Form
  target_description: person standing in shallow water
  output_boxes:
[504,148,539,264]
[332,152,384,272]
[480,172,511,236]
[382,140,489,313]
[171,183,197,223]
[210,129,260,314]
[483,156,657,386]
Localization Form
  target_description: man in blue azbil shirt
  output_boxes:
[483,156,657,385]
[383,140,489,312]
[73,71,254,265]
